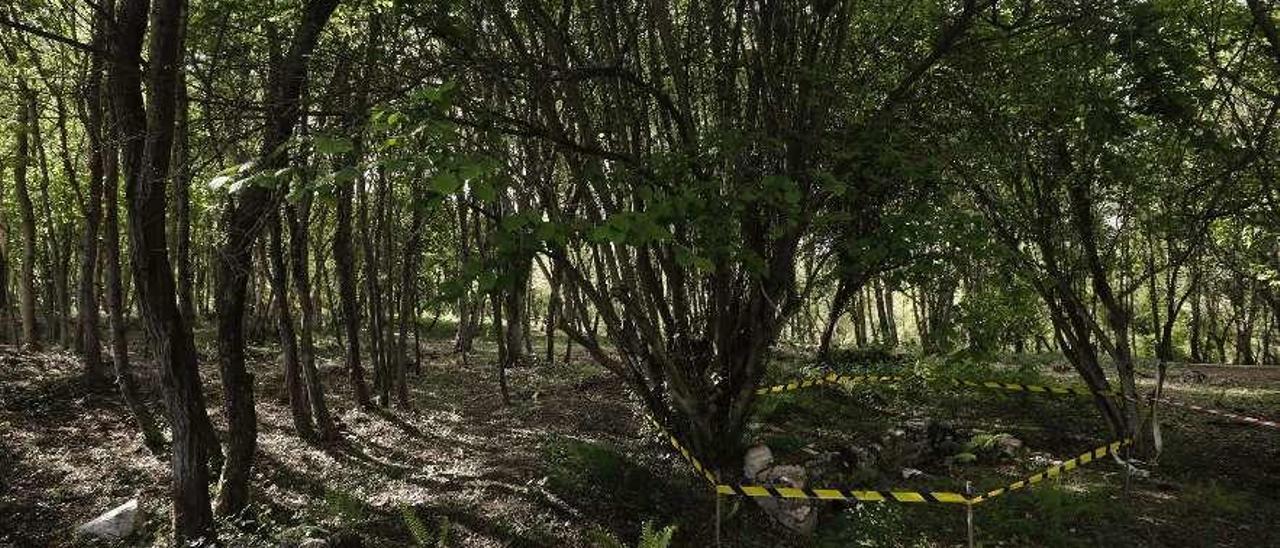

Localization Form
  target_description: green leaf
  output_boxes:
[315,135,354,155]
[332,167,358,184]
[472,178,496,202]
[430,172,461,195]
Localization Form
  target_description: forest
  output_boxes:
[1,0,1279,546]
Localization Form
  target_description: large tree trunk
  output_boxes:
[91,12,166,455]
[110,0,219,542]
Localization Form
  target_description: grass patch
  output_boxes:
[542,436,671,517]
[979,481,1130,546]
[1181,480,1250,515]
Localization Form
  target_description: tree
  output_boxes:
[109,0,219,542]
[211,0,340,516]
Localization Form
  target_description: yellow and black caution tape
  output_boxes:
[944,378,1117,398]
[643,412,969,503]
[646,398,1131,506]
[712,439,1130,506]
[969,438,1131,504]
[642,414,718,486]
[755,371,1119,400]
[755,372,905,395]
[713,483,973,504]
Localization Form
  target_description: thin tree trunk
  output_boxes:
[78,47,107,381]
[13,81,40,350]
[360,168,386,405]
[0,163,11,344]
[94,37,166,455]
[1190,278,1203,362]
[174,61,196,326]
[269,209,314,441]
[394,180,424,408]
[290,194,338,440]
[334,162,370,406]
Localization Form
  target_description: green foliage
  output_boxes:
[399,505,451,547]
[980,483,1132,547]
[813,504,919,547]
[588,521,676,548]
[1183,481,1250,515]
[541,437,667,511]
[323,488,369,524]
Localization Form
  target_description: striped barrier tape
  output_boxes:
[946,378,1116,398]
[643,414,718,485]
[1146,397,1280,431]
[755,372,905,395]
[970,438,1131,504]
[713,484,973,504]
[645,412,1127,505]
[643,412,973,504]
[756,372,1116,399]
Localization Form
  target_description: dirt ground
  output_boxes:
[2,334,1279,547]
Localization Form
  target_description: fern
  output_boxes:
[589,521,676,548]
[323,488,367,523]
[637,522,676,548]
[435,516,452,547]
[400,505,433,546]
[587,527,626,548]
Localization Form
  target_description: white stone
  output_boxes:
[298,539,328,548]
[76,499,143,540]
[743,444,773,478]
[742,446,817,535]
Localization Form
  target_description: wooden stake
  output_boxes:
[1123,444,1132,496]
[711,481,721,545]
[966,481,976,548]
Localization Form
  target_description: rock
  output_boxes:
[299,539,328,548]
[901,467,925,480]
[76,499,144,540]
[743,444,773,478]
[742,445,818,535]
[994,435,1023,458]
[841,444,876,470]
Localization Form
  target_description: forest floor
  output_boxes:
[2,327,1279,547]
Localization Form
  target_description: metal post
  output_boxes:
[965,481,975,548]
